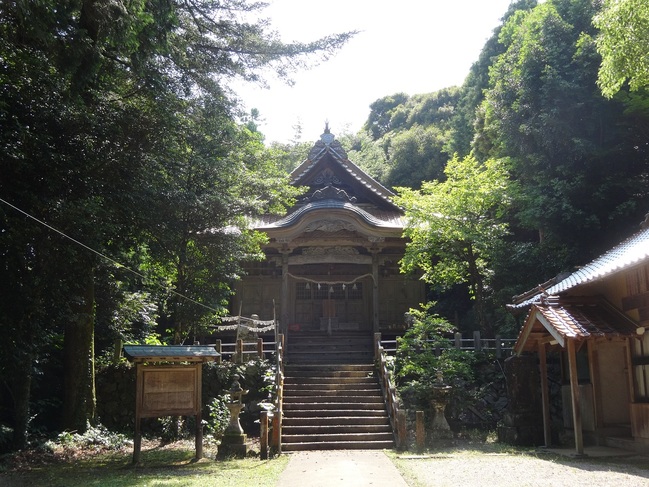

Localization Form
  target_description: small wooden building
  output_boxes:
[233,128,425,337]
[508,216,649,453]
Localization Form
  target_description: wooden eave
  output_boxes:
[258,201,403,241]
[123,345,220,363]
[514,296,643,355]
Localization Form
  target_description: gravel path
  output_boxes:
[277,447,649,487]
[390,450,649,487]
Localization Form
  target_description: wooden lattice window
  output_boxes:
[295,283,312,300]
[348,283,363,300]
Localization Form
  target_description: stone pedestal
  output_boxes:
[218,431,248,458]
[430,371,454,442]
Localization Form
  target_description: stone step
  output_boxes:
[284,409,388,418]
[284,382,381,395]
[283,399,385,409]
[287,339,371,347]
[286,352,373,364]
[283,432,394,444]
[281,361,394,451]
[284,387,381,397]
[285,364,375,374]
[283,424,392,434]
[285,333,373,365]
[284,378,378,387]
[285,371,376,382]
[283,416,390,426]
[283,391,385,401]
[282,440,394,452]
[602,435,636,452]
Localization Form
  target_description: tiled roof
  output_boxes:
[290,131,398,208]
[511,225,649,310]
[514,296,642,354]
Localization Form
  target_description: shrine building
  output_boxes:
[232,128,425,338]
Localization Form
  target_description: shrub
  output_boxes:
[394,304,475,412]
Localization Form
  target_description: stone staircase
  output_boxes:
[281,362,394,451]
[285,331,374,364]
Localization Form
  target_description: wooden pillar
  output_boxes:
[567,339,585,455]
[397,409,407,451]
[260,411,269,460]
[271,409,282,454]
[195,363,203,460]
[372,252,379,333]
[235,339,243,363]
[113,337,123,365]
[281,251,289,336]
[214,340,222,363]
[133,419,141,464]
[133,363,142,464]
[374,332,382,362]
[538,341,552,447]
[416,410,425,452]
[587,342,602,430]
[473,331,482,352]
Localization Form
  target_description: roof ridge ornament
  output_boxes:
[321,121,335,145]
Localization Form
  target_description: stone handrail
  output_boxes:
[271,333,284,454]
[375,333,406,450]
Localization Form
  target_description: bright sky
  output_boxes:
[233,0,514,144]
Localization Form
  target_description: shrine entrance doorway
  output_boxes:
[290,264,372,332]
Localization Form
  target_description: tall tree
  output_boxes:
[450,0,538,158]
[393,155,511,336]
[0,0,352,444]
[476,0,649,266]
[364,93,410,140]
[359,89,461,188]
[595,0,649,98]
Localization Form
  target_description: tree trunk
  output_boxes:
[9,349,33,449]
[62,266,96,432]
[467,245,492,337]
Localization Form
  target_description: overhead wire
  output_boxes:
[0,196,222,314]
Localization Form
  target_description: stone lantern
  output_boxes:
[218,374,249,457]
[430,370,453,441]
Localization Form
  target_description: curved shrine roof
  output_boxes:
[290,128,400,211]
[510,223,649,310]
[253,128,404,233]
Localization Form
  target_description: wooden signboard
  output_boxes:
[137,365,200,417]
[124,345,219,464]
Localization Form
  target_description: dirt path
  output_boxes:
[278,450,408,487]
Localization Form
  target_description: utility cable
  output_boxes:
[0,196,221,313]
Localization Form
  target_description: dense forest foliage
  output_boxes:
[1,0,648,452]
[0,0,352,450]
[339,0,649,336]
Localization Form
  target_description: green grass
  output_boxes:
[1,442,289,487]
